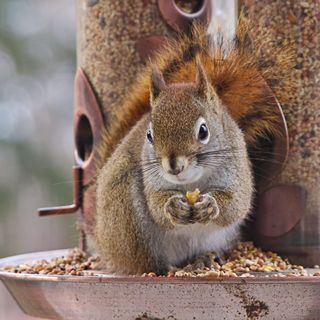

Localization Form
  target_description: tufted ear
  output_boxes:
[195,56,212,100]
[150,67,166,103]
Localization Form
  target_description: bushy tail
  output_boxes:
[96,14,295,171]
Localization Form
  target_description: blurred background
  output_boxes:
[0,1,77,319]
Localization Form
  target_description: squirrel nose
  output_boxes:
[162,155,188,175]
[168,167,184,175]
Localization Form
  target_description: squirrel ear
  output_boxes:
[150,67,166,102]
[195,56,211,99]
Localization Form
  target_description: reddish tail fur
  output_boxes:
[96,15,294,171]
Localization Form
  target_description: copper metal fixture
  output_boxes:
[38,68,104,249]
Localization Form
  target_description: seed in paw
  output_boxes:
[186,188,200,204]
[207,207,213,214]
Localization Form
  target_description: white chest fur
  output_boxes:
[163,222,240,266]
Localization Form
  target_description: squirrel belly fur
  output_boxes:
[94,17,294,275]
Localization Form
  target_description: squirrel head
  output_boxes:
[144,58,245,186]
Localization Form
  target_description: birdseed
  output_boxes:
[2,242,315,278]
[1,248,100,276]
[76,0,173,118]
[162,242,315,278]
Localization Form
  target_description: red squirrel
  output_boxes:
[94,18,294,275]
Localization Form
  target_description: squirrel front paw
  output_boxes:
[183,252,223,272]
[192,194,219,223]
[164,194,192,226]
[164,193,219,226]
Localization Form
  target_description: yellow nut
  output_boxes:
[186,188,200,205]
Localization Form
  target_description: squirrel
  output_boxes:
[94,17,294,275]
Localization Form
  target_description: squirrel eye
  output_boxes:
[146,129,153,144]
[198,123,209,143]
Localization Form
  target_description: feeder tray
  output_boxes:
[1,250,320,320]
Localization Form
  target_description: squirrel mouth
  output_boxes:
[164,167,203,185]
[170,174,186,183]
[175,174,188,182]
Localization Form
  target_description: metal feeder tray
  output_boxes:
[1,249,320,320]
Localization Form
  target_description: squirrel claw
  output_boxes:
[165,194,193,225]
[165,193,219,226]
[193,194,219,223]
[183,252,222,271]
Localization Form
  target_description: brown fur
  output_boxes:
[95,116,157,274]
[96,15,294,169]
[95,64,254,274]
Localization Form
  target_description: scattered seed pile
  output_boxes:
[163,242,320,278]
[2,248,100,276]
[2,243,320,278]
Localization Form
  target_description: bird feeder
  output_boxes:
[1,1,320,319]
